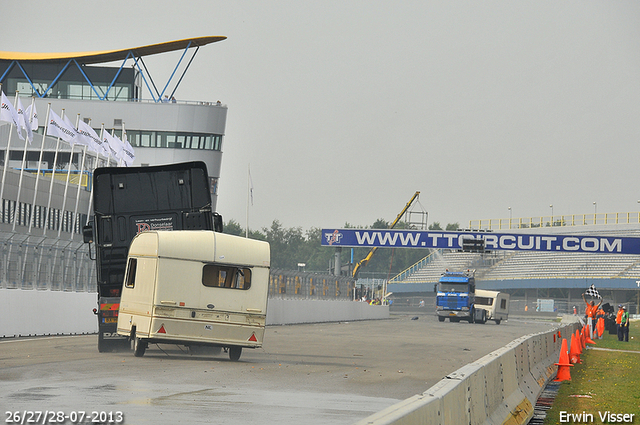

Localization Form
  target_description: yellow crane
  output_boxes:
[352,191,421,279]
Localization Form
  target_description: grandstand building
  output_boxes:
[0,37,227,291]
[387,220,640,314]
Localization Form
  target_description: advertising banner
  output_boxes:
[321,229,640,255]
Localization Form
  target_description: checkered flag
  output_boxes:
[585,284,602,299]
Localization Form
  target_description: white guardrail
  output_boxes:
[355,320,580,425]
[0,289,390,337]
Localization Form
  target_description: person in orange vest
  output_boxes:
[595,307,605,339]
[582,293,602,339]
[616,304,624,341]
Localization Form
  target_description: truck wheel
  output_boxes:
[229,346,242,361]
[133,337,147,357]
[495,319,501,325]
[438,316,445,322]
[97,333,109,353]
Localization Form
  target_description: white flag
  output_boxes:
[25,102,38,129]
[120,129,135,167]
[103,130,125,161]
[78,120,109,156]
[0,91,25,140]
[62,115,93,149]
[46,110,77,144]
[16,97,33,143]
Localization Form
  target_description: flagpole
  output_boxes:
[70,144,87,240]
[23,103,50,235]
[0,86,19,288]
[0,87,15,215]
[113,129,123,167]
[246,164,250,238]
[57,113,79,238]
[10,92,27,233]
[43,108,64,236]
[86,124,106,224]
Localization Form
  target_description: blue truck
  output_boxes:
[435,270,491,324]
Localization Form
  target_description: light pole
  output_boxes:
[508,207,512,228]
[636,281,640,315]
[593,201,597,224]
[549,204,553,226]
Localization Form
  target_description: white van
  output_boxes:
[474,289,510,324]
[116,230,270,361]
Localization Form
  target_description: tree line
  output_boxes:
[223,219,460,279]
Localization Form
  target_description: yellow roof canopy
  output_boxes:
[0,36,226,64]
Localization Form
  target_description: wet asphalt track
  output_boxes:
[0,314,555,425]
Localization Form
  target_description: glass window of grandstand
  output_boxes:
[202,264,252,290]
[125,131,222,151]
[16,81,45,98]
[15,81,129,101]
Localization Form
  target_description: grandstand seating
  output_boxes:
[392,250,640,283]
[480,252,640,280]
[397,251,483,283]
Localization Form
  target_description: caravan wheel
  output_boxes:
[229,346,242,361]
[133,337,147,357]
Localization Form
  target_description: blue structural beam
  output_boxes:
[0,61,16,83]
[4,42,201,102]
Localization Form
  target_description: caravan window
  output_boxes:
[124,258,137,288]
[202,264,252,290]
[475,296,493,306]
[500,298,507,309]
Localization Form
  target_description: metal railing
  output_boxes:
[0,236,95,292]
[269,269,354,300]
[470,212,640,230]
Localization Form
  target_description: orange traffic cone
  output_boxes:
[570,333,582,364]
[584,326,596,345]
[554,338,573,382]
[596,318,604,339]
[579,328,586,350]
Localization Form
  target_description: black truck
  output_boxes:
[83,161,223,352]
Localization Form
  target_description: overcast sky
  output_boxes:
[4,1,640,233]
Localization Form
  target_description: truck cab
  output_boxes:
[435,270,476,323]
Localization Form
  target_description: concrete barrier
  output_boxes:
[266,298,389,325]
[0,289,389,337]
[0,289,97,337]
[355,321,580,425]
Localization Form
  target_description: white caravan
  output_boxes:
[474,289,509,325]
[117,230,270,360]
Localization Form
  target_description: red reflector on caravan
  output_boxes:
[158,324,167,334]
[248,333,257,342]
